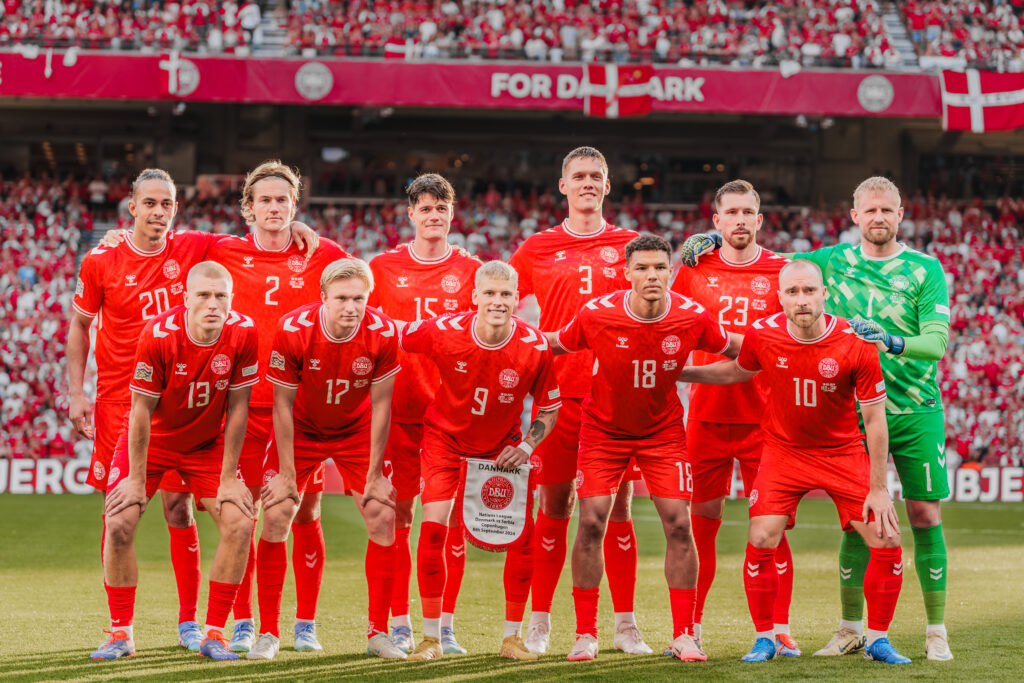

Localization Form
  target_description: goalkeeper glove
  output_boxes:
[848,315,905,355]
[679,232,723,267]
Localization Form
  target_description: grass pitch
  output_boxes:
[2,494,1022,681]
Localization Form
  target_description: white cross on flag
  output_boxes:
[941,69,1024,132]
[583,64,654,118]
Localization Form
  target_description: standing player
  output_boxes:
[207,161,351,654]
[90,262,259,661]
[679,259,911,665]
[252,258,402,660]
[548,234,742,663]
[682,176,953,660]
[368,173,481,654]
[670,180,798,655]
[400,261,561,661]
[508,146,645,655]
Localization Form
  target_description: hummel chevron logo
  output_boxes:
[617,535,632,551]
[893,562,904,576]
[305,552,318,568]
[775,561,788,573]
[541,537,556,552]
[937,443,947,467]
[188,543,199,553]
[765,315,781,328]
[284,310,314,332]
[518,327,549,351]
[435,315,467,331]
[450,544,466,558]
[746,562,760,577]
[366,314,396,337]
[929,568,944,580]
[840,566,852,580]
[226,311,254,327]
[152,318,180,338]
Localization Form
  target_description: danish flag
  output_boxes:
[942,69,1024,132]
[583,64,654,119]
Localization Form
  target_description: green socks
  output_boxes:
[838,530,869,622]
[912,524,948,624]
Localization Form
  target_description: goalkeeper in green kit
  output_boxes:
[679,176,953,662]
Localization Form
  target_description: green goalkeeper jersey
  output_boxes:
[793,242,950,415]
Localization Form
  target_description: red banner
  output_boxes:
[941,69,1024,132]
[0,49,941,117]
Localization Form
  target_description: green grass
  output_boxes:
[2,495,1023,681]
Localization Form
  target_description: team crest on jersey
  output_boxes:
[397,276,410,288]
[215,378,229,391]
[124,274,137,287]
[170,282,184,295]
[76,278,84,297]
[818,358,839,378]
[108,466,120,484]
[750,276,772,296]
[889,274,910,291]
[749,489,758,507]
[270,351,286,370]
[263,469,277,486]
[163,259,181,280]
[175,363,188,376]
[288,255,306,273]
[481,475,514,510]
[352,356,373,376]
[134,362,153,381]
[441,274,461,294]
[575,469,584,488]
[210,354,232,375]
[93,461,106,482]
[661,335,681,355]
[498,369,520,389]
[600,246,618,263]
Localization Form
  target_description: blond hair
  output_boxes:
[320,258,374,294]
[853,176,901,209]
[474,260,518,288]
[186,261,233,292]
[240,160,302,224]
[561,146,608,178]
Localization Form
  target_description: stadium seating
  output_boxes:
[903,0,1024,70]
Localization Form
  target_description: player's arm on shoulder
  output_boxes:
[363,374,397,509]
[67,311,96,438]
[860,399,898,539]
[720,331,744,359]
[288,220,320,257]
[679,231,722,267]
[678,359,756,385]
[549,313,588,356]
[105,391,159,517]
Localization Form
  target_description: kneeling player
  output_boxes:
[91,262,259,661]
[256,258,403,660]
[548,234,742,662]
[401,260,560,661]
[680,260,911,664]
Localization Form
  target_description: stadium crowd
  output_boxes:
[903,0,1024,71]
[1,173,1021,464]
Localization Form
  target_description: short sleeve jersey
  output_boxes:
[368,243,480,423]
[794,243,950,414]
[557,290,730,440]
[129,305,259,454]
[73,230,219,403]
[736,313,886,457]
[208,234,351,408]
[509,220,638,399]
[671,246,788,424]
[266,302,400,440]
[400,313,562,458]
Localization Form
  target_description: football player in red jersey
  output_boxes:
[90,262,259,661]
[679,260,910,665]
[252,258,402,660]
[368,174,481,655]
[209,161,351,654]
[548,234,742,663]
[508,147,646,655]
[400,261,561,662]
[670,180,799,655]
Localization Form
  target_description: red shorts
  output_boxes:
[265,431,369,496]
[107,431,223,502]
[420,437,521,504]
[90,402,188,494]
[688,421,764,503]
[577,423,691,500]
[243,406,326,493]
[748,445,870,531]
[383,421,424,500]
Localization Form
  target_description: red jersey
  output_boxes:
[128,305,259,454]
[368,243,480,423]
[400,313,562,457]
[736,313,886,457]
[73,231,218,403]
[557,290,729,440]
[671,246,788,424]
[209,233,351,408]
[509,220,637,398]
[266,302,400,440]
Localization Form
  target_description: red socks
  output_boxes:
[743,544,779,632]
[773,533,794,625]
[864,546,903,631]
[366,540,396,636]
[691,514,722,625]
[206,580,240,631]
[503,522,534,621]
[256,539,288,637]
[292,518,325,622]
[168,525,201,624]
[231,520,257,621]
[669,587,697,638]
[604,519,637,613]
[417,521,448,619]
[442,522,466,614]
[572,586,600,637]
[391,526,412,619]
[105,583,136,628]
[530,511,570,613]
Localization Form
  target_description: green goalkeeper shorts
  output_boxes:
[888,411,949,500]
